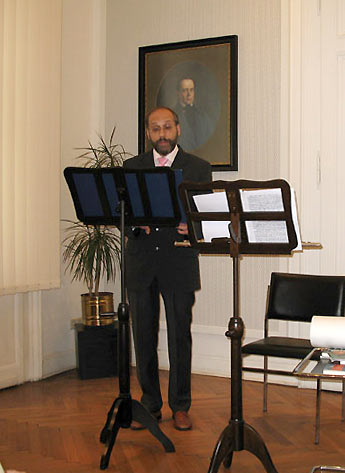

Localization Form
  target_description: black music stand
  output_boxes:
[64,166,180,470]
[179,179,299,473]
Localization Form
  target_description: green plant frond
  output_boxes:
[72,127,132,169]
[63,127,131,293]
[109,126,116,146]
[62,221,122,293]
[64,240,94,279]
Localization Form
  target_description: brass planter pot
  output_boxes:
[81,292,115,326]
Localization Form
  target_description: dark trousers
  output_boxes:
[128,278,195,413]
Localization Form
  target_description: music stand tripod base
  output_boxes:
[100,394,175,470]
[207,314,278,473]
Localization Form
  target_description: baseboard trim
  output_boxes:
[155,323,341,391]
[42,349,76,378]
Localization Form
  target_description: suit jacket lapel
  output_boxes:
[141,151,155,168]
[172,148,186,169]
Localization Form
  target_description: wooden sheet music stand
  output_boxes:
[179,179,299,473]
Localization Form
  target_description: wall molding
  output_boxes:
[42,348,76,378]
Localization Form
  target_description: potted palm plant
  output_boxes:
[62,128,131,326]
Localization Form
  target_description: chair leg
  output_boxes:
[341,378,345,422]
[315,378,321,445]
[263,356,268,412]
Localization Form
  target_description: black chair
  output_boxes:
[242,272,345,444]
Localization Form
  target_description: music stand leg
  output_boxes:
[243,422,278,472]
[100,397,130,470]
[208,421,278,473]
[100,396,129,444]
[131,400,175,452]
[208,256,279,473]
[100,396,174,470]
[99,301,175,469]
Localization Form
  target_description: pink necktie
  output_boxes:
[158,156,169,167]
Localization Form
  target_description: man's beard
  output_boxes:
[152,137,177,156]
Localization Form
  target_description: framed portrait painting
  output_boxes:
[138,35,238,171]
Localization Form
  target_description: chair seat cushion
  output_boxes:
[242,336,316,359]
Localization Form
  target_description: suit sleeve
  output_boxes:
[123,157,136,169]
[201,161,212,183]
[190,158,212,184]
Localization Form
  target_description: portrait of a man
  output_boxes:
[156,62,221,153]
[173,77,214,152]
[139,36,238,170]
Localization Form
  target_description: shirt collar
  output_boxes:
[153,144,179,167]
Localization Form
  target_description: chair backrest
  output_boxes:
[267,272,345,322]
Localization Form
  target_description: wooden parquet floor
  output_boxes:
[1,369,345,472]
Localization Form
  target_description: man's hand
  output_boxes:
[139,226,151,235]
[176,222,188,235]
[137,225,188,235]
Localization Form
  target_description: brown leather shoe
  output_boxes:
[130,410,162,430]
[173,411,192,431]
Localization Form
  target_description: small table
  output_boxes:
[293,347,345,444]
[310,467,345,473]
[74,322,119,380]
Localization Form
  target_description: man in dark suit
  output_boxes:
[124,107,212,431]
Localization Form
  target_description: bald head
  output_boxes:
[145,107,179,128]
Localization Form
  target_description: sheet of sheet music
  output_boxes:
[193,192,230,242]
[193,187,302,250]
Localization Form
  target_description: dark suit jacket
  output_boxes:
[123,147,212,292]
[174,103,214,152]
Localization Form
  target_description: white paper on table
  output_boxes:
[310,316,345,349]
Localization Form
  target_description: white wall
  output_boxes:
[40,0,109,377]
[4,0,340,385]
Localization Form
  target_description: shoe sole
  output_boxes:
[174,423,192,431]
[172,414,192,431]
[130,423,146,431]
